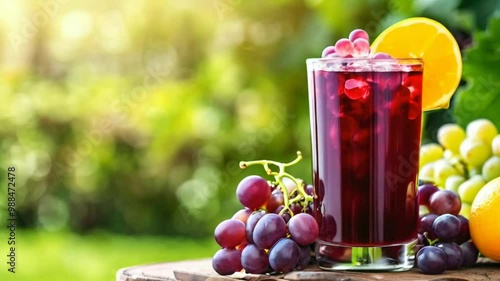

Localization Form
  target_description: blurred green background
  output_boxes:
[0,0,498,280]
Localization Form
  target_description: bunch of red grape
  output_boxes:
[212,152,319,275]
[416,183,479,274]
[321,28,392,59]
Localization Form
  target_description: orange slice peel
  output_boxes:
[371,17,462,111]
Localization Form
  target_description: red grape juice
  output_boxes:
[307,58,423,270]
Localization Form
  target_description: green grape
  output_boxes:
[448,156,466,176]
[433,159,460,187]
[492,135,500,156]
[419,162,435,182]
[438,123,466,153]
[419,205,430,216]
[458,175,486,204]
[468,167,481,177]
[459,202,471,219]
[445,175,465,193]
[466,119,498,144]
[482,156,500,182]
[459,138,492,168]
[443,149,455,160]
[419,143,444,167]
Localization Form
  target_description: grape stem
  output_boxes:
[239,151,313,216]
[423,232,439,246]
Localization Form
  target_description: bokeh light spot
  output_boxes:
[61,10,93,40]
[37,195,70,231]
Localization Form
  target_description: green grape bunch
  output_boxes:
[419,119,500,218]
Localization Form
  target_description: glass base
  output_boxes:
[316,239,417,271]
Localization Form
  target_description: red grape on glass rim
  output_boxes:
[348,29,369,41]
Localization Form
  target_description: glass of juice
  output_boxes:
[307,57,423,271]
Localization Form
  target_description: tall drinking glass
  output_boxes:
[307,58,423,271]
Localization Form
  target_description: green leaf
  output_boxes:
[458,0,500,30]
[453,16,500,129]
[414,0,461,27]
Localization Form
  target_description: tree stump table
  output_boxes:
[117,258,500,281]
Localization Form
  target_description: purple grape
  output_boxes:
[418,233,425,245]
[416,246,447,274]
[212,248,242,275]
[266,189,284,213]
[288,213,319,246]
[214,219,246,248]
[296,245,311,270]
[268,238,300,273]
[417,233,431,249]
[321,46,336,58]
[236,176,271,210]
[245,211,265,244]
[455,215,471,244]
[305,184,314,196]
[429,190,461,215]
[281,211,291,223]
[253,214,287,250]
[236,243,248,251]
[290,203,303,215]
[418,183,439,207]
[241,244,269,274]
[435,242,464,270]
[432,214,461,241]
[460,241,479,267]
[273,205,292,223]
[348,29,369,42]
[273,205,284,214]
[232,208,253,224]
[418,213,438,239]
[305,202,313,215]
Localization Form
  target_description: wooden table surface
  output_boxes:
[116,258,500,281]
